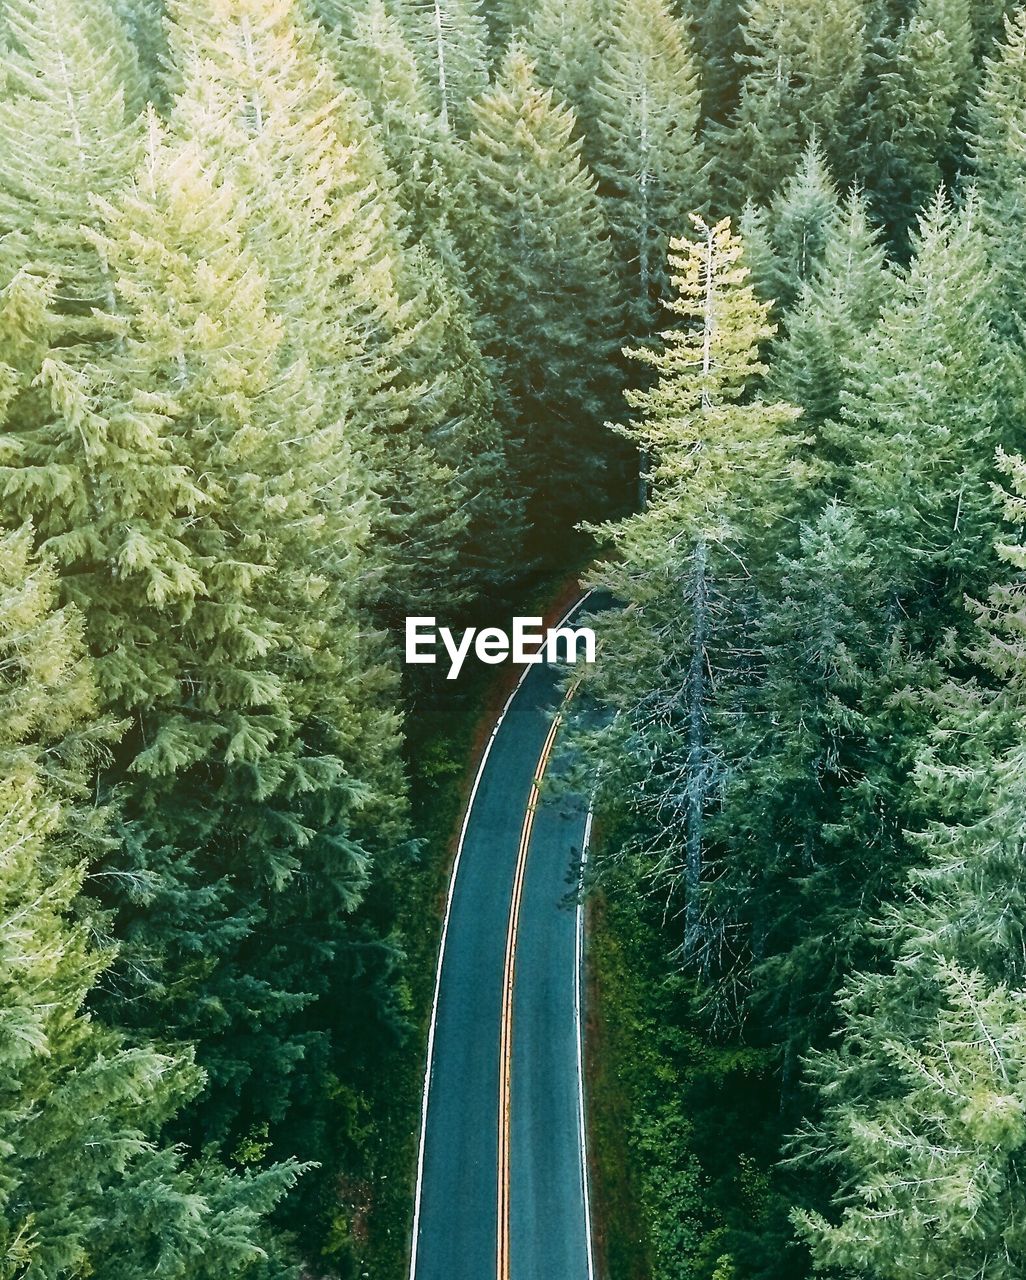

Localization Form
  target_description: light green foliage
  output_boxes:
[0,0,144,315]
[712,0,867,209]
[609,217,805,549]
[168,0,473,617]
[331,0,525,583]
[585,218,805,958]
[591,0,705,338]
[793,470,1026,1276]
[467,45,617,528]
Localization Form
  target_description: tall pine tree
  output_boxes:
[466,45,618,535]
[0,525,301,1280]
[591,0,706,340]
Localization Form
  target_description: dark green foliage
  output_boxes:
[767,189,890,441]
[466,46,618,536]
[710,0,866,210]
[2,1,1026,1277]
[858,0,975,246]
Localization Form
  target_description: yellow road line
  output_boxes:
[497,686,576,1280]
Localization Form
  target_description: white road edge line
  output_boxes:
[408,590,594,1280]
[576,803,597,1280]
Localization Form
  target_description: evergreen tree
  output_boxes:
[0,110,407,1165]
[858,0,975,246]
[0,0,144,314]
[969,8,1026,324]
[466,45,618,533]
[520,0,609,139]
[591,0,706,339]
[396,0,490,133]
[167,0,473,617]
[829,191,1019,621]
[710,502,929,1086]
[767,187,890,440]
[793,462,1026,1280]
[747,140,842,315]
[584,217,805,960]
[689,0,746,126]
[0,525,300,1280]
[327,0,526,591]
[711,0,867,210]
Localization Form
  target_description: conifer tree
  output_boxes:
[858,0,975,246]
[709,500,929,1085]
[747,140,842,314]
[0,0,144,314]
[466,46,617,532]
[167,0,474,617]
[591,0,706,339]
[396,0,490,133]
[969,9,1026,323]
[711,0,866,209]
[689,0,746,125]
[0,110,407,1162]
[327,0,526,590]
[0,526,300,1280]
[768,189,890,446]
[585,218,804,960]
[520,0,609,139]
[793,467,1026,1279]
[829,191,1018,620]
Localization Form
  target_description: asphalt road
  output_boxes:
[410,613,594,1280]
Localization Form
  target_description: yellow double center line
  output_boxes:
[496,687,575,1280]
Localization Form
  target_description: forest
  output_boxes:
[1,0,1025,1277]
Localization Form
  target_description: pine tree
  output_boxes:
[520,0,609,139]
[167,0,474,617]
[325,0,526,591]
[711,0,867,210]
[466,45,618,533]
[793,464,1026,1279]
[858,0,975,246]
[689,0,746,125]
[748,140,842,315]
[829,191,1018,620]
[709,501,929,1088]
[0,109,407,1159]
[396,0,490,133]
[0,0,144,314]
[0,526,301,1280]
[585,217,805,961]
[969,9,1026,324]
[767,187,890,441]
[591,0,706,340]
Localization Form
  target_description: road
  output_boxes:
[409,601,595,1280]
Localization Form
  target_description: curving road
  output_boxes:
[409,599,595,1280]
